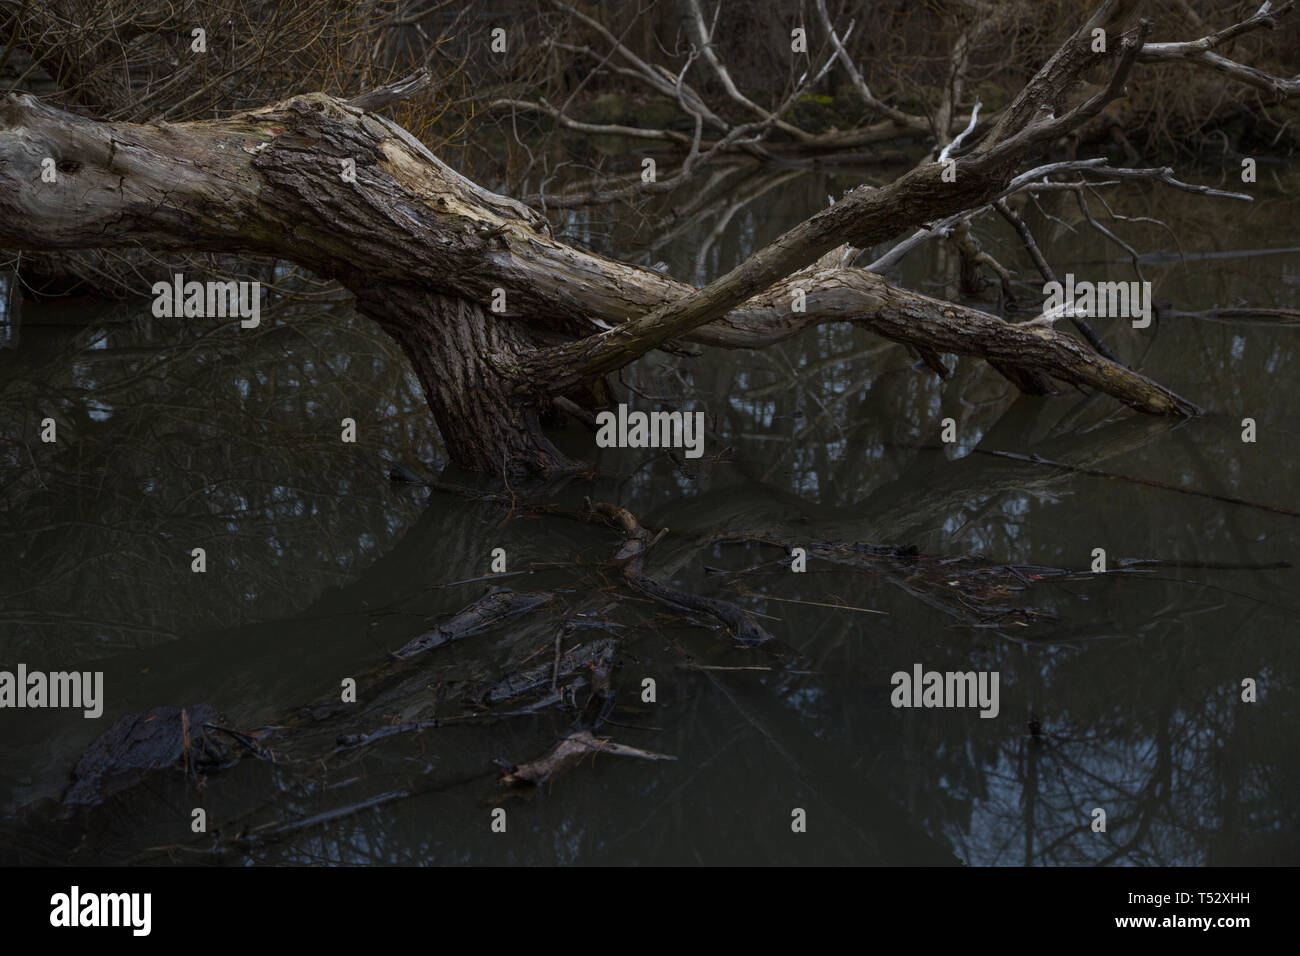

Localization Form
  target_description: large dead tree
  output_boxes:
[1,0,1294,475]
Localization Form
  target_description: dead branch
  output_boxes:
[1138,1,1300,98]
[497,729,677,789]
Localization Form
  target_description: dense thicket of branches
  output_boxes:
[5,1,1297,174]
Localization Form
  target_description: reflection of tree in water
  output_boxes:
[0,288,440,661]
[1,166,1296,865]
[945,635,1297,866]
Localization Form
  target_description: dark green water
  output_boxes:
[1,160,1297,864]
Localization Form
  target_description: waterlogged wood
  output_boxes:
[481,638,615,705]
[392,588,554,660]
[591,500,776,643]
[53,474,1247,851]
[625,569,775,645]
[497,730,677,789]
[497,640,676,790]
[331,639,618,753]
[63,704,220,809]
[274,587,558,731]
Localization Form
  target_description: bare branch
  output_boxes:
[938,100,982,163]
[813,0,925,128]
[545,0,730,132]
[346,69,433,112]
[684,0,813,140]
[489,98,694,144]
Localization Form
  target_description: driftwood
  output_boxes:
[391,589,553,659]
[62,704,222,810]
[587,501,776,645]
[496,730,677,789]
[496,641,677,790]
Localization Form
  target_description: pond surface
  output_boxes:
[1,158,1297,865]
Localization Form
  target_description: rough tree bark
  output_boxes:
[4,0,1279,476]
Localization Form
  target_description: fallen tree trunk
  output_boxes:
[0,1,1224,474]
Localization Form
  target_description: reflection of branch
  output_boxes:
[972,448,1300,519]
[1162,307,1300,326]
[689,169,804,279]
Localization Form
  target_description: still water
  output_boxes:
[1,160,1297,865]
